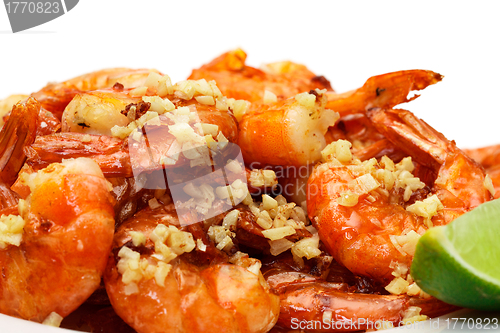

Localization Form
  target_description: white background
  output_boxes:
[1,0,499,148]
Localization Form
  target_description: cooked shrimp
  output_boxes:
[189,49,332,103]
[308,108,492,283]
[239,90,339,167]
[104,205,280,333]
[262,252,457,332]
[325,70,442,117]
[31,68,160,119]
[0,157,115,322]
[0,98,39,187]
[27,77,240,178]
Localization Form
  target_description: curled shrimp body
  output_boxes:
[308,108,492,283]
[325,70,442,117]
[189,49,332,103]
[0,157,115,321]
[31,68,160,119]
[239,90,339,167]
[104,205,280,333]
[262,254,457,332]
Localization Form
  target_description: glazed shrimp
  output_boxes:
[0,98,39,187]
[262,253,457,332]
[0,157,115,322]
[325,70,442,117]
[31,68,160,119]
[239,90,339,167]
[189,49,332,103]
[104,205,280,333]
[308,108,492,283]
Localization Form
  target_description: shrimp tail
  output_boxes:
[367,108,448,170]
[0,97,39,186]
[368,107,491,208]
[326,70,443,116]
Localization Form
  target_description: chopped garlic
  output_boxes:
[42,312,64,327]
[385,276,409,295]
[263,90,278,104]
[0,214,25,249]
[261,225,296,240]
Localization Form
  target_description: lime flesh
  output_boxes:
[411,199,500,310]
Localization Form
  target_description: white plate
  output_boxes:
[1,308,499,332]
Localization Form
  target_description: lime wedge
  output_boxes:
[411,199,500,310]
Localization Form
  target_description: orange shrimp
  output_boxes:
[239,90,339,167]
[262,253,457,332]
[0,157,115,322]
[325,70,442,117]
[104,205,280,333]
[189,49,332,103]
[31,68,160,119]
[308,108,492,283]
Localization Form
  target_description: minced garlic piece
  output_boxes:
[42,312,64,327]
[385,276,410,295]
[262,194,278,210]
[148,198,162,210]
[154,261,172,287]
[295,91,316,108]
[142,96,175,113]
[215,98,228,111]
[353,173,380,194]
[195,95,215,106]
[269,238,294,256]
[406,282,422,296]
[406,194,443,226]
[321,139,352,163]
[401,306,428,325]
[157,75,174,96]
[389,261,409,278]
[200,123,219,137]
[0,214,25,249]
[227,99,250,122]
[249,169,278,188]
[130,86,148,97]
[222,210,240,231]
[263,90,278,104]
[291,233,321,260]
[208,225,235,252]
[130,231,146,247]
[322,310,333,323]
[389,230,421,256]
[225,159,243,173]
[484,174,496,197]
[262,226,296,241]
